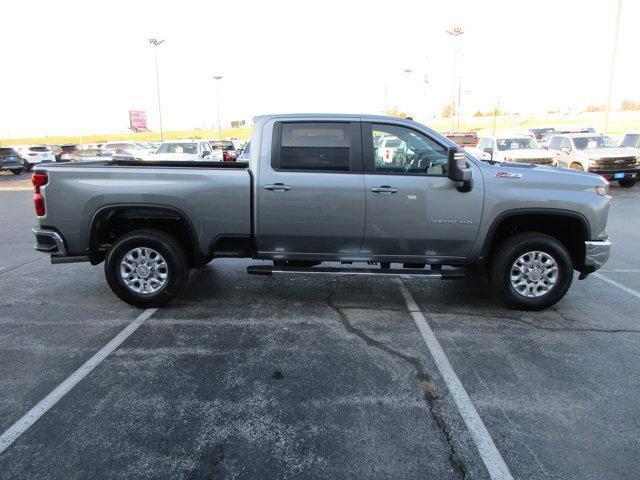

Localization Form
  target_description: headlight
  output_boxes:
[595,184,609,196]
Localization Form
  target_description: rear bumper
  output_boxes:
[33,227,90,263]
[33,227,67,256]
[0,164,23,171]
[582,239,611,273]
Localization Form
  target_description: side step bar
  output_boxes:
[247,265,465,279]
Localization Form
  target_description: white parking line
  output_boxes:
[397,280,514,480]
[0,308,157,455]
[593,272,640,300]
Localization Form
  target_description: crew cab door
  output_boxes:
[256,121,365,256]
[361,122,483,260]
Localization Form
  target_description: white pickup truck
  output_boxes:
[468,135,556,166]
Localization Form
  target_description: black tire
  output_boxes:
[23,161,32,172]
[11,169,23,175]
[104,229,189,308]
[618,178,637,188]
[489,232,573,310]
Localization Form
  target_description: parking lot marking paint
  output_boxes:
[593,272,640,300]
[397,280,514,480]
[0,308,157,455]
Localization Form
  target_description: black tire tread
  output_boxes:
[489,232,573,310]
[104,229,189,308]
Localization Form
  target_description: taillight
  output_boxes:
[385,150,389,159]
[224,151,231,161]
[32,172,48,216]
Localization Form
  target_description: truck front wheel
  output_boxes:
[105,229,189,308]
[489,232,573,310]
[618,178,637,188]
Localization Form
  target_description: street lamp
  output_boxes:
[213,75,223,140]
[446,27,464,131]
[403,68,413,117]
[148,38,165,141]
[604,0,622,133]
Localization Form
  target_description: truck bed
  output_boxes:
[36,161,252,257]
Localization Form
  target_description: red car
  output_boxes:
[444,132,478,148]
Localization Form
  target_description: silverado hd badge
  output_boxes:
[431,219,474,225]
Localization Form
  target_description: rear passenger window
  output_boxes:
[277,122,351,171]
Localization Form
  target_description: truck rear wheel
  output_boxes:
[105,229,189,308]
[489,232,573,310]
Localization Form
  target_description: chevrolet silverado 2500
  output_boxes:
[32,114,612,309]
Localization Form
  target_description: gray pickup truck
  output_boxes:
[32,114,612,310]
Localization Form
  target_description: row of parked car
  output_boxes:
[442,128,640,188]
[0,139,248,175]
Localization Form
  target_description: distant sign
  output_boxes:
[231,120,246,129]
[129,110,147,131]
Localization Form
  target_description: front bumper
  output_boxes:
[582,239,611,274]
[588,168,639,180]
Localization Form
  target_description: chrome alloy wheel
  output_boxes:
[119,247,169,295]
[510,250,559,298]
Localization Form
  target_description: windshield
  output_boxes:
[156,143,197,154]
[384,139,402,148]
[573,135,618,149]
[211,141,234,151]
[496,137,538,151]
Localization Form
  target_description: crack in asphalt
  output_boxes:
[326,282,466,479]
[0,255,46,276]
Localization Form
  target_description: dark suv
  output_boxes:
[0,147,25,175]
[529,128,555,141]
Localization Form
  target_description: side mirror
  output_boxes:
[447,147,473,192]
[483,147,493,159]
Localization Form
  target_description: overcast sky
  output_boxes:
[1,0,638,137]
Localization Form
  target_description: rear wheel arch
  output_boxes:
[88,204,202,266]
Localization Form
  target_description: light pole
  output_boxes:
[403,68,413,117]
[149,38,165,141]
[604,0,622,133]
[446,27,464,131]
[213,75,223,139]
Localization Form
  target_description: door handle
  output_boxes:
[264,183,291,191]
[370,186,398,194]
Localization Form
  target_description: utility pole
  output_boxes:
[446,27,464,131]
[492,99,500,137]
[213,75,223,140]
[457,78,462,130]
[149,38,165,141]
[604,0,622,133]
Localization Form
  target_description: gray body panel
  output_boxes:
[37,164,251,256]
[36,114,610,266]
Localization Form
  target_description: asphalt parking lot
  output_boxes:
[0,170,639,479]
